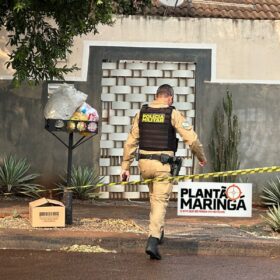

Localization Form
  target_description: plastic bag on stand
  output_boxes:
[44,84,88,120]
[77,102,99,122]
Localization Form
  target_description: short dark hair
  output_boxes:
[156,84,174,98]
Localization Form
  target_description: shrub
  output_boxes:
[260,176,280,206]
[59,166,103,200]
[262,205,280,232]
[0,155,44,198]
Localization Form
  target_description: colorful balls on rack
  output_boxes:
[87,122,97,133]
[67,121,76,132]
[77,122,86,132]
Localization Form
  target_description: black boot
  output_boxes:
[145,236,161,260]
[159,230,164,245]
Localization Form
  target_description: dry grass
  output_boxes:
[0,216,146,233]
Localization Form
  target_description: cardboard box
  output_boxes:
[29,198,65,228]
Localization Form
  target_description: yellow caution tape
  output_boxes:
[92,165,280,189]
[2,166,280,197]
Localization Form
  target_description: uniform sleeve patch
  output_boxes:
[182,121,192,130]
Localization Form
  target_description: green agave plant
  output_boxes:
[262,205,280,232]
[59,166,103,200]
[260,176,280,206]
[0,155,43,198]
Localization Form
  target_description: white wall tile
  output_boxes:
[176,149,188,156]
[101,93,116,102]
[108,166,121,175]
[186,110,195,117]
[109,133,129,141]
[123,192,140,199]
[102,87,109,94]
[102,110,108,118]
[111,69,132,76]
[183,158,193,166]
[99,158,110,166]
[179,167,187,175]
[172,70,193,78]
[125,62,147,70]
[174,87,193,95]
[157,78,178,86]
[187,64,196,71]
[109,116,130,125]
[101,124,114,133]
[126,109,139,116]
[108,149,124,156]
[125,94,146,102]
[187,79,195,87]
[141,86,158,94]
[187,94,195,102]
[107,185,125,192]
[138,185,149,192]
[100,140,114,149]
[98,192,110,199]
[102,70,110,77]
[102,62,117,70]
[126,78,147,86]
[102,78,116,86]
[142,70,163,77]
[129,175,141,181]
[173,102,192,110]
[110,86,132,94]
[157,63,178,70]
[112,102,131,110]
[102,176,110,184]
[101,134,107,141]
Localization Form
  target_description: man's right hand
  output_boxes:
[120,170,130,182]
[199,160,207,167]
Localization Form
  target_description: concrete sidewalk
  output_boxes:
[0,199,280,257]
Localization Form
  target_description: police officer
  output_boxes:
[120,84,207,260]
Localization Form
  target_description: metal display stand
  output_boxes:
[45,119,98,225]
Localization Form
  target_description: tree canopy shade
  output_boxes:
[0,0,151,85]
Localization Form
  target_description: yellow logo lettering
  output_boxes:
[142,114,165,123]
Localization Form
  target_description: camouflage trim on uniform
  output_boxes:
[190,139,207,162]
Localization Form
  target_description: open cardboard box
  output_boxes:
[29,197,65,228]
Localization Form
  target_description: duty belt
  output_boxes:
[138,154,165,161]
[138,153,183,176]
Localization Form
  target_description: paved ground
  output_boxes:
[1,250,280,280]
[0,199,280,257]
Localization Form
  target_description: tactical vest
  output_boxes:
[139,105,177,152]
